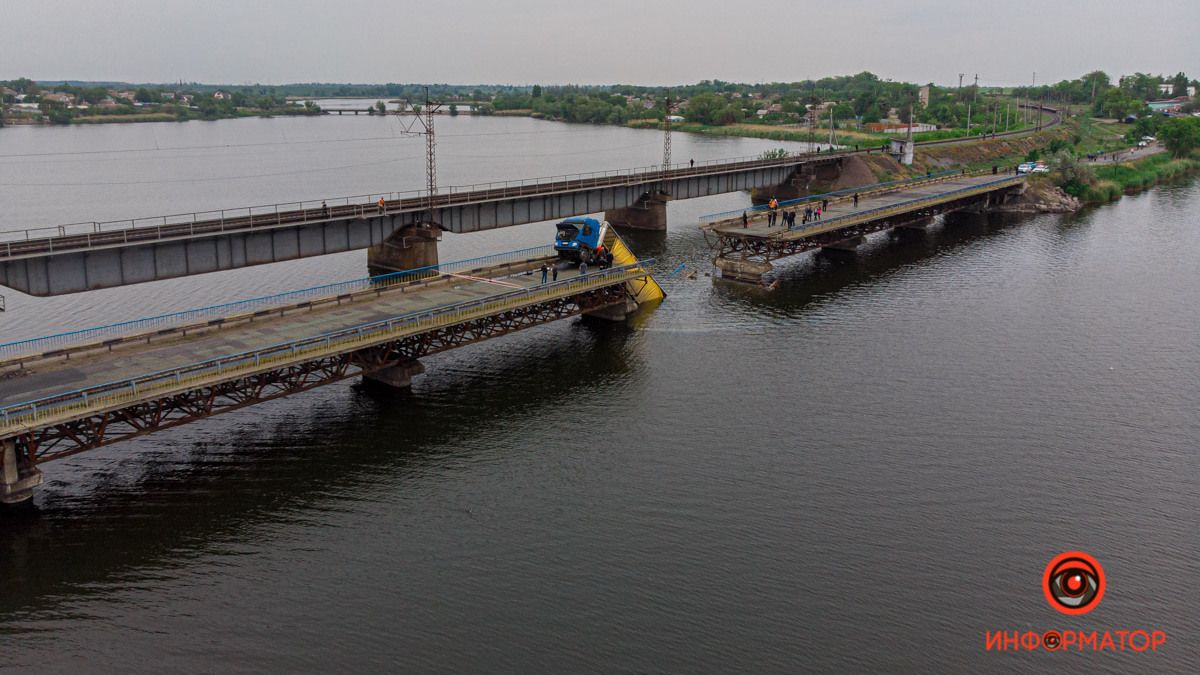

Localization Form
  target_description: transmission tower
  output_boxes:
[398,87,444,227]
[662,89,673,174]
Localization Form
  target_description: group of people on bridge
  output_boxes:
[744,196,842,232]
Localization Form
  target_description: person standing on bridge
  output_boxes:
[853,193,859,207]
[742,211,749,229]
[690,158,695,168]
[540,263,549,284]
[821,199,829,212]
[552,264,558,282]
[321,200,329,218]
[579,260,588,276]
[377,197,386,214]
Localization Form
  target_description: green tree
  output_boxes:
[531,85,542,98]
[1158,117,1200,157]
[685,92,727,125]
[449,103,458,116]
[135,87,158,103]
[1171,72,1190,98]
[375,100,386,114]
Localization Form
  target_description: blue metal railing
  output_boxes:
[699,170,962,222]
[0,259,655,430]
[0,245,556,362]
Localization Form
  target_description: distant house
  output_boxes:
[767,103,783,113]
[0,86,16,99]
[161,92,176,100]
[919,85,931,108]
[179,94,195,105]
[666,115,685,122]
[42,92,74,105]
[1157,83,1197,97]
[213,90,232,101]
[114,90,137,102]
[865,122,938,134]
[1148,97,1189,114]
[95,98,121,110]
[755,108,770,118]
[641,99,655,110]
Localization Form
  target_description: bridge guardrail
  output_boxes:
[0,245,556,362]
[704,168,1015,232]
[699,170,965,222]
[764,175,1024,241]
[0,260,654,435]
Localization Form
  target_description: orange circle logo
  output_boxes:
[1043,551,1105,615]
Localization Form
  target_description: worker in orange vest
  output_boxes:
[377,197,386,214]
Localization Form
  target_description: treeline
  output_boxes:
[1011,71,1198,119]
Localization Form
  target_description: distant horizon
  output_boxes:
[8,70,1194,92]
[3,0,1195,89]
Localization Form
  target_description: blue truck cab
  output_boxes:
[554,217,606,261]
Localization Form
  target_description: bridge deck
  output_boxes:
[0,254,613,415]
[709,173,1021,241]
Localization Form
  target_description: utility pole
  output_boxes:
[829,103,835,147]
[967,73,978,135]
[958,73,965,91]
[1027,71,1035,124]
[1005,102,1010,132]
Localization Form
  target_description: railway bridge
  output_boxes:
[0,151,850,296]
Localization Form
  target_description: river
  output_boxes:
[0,115,1197,673]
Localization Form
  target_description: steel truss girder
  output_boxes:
[13,285,630,466]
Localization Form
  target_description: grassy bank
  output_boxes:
[1081,153,1200,202]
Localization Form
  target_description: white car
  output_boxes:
[1137,140,1149,148]
[1017,162,1035,174]
[1031,164,1050,174]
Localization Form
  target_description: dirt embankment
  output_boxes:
[914,128,1071,173]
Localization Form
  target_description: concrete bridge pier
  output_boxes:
[367,224,442,275]
[605,192,671,231]
[714,257,774,284]
[363,360,426,390]
[584,297,639,322]
[820,236,865,256]
[1,439,42,508]
[892,216,935,234]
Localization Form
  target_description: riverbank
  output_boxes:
[1081,152,1200,202]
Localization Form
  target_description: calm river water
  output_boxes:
[0,115,1197,673]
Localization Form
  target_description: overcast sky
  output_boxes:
[2,0,1196,87]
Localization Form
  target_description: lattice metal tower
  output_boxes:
[662,90,673,174]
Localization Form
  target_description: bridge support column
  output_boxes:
[820,236,864,255]
[892,217,934,234]
[367,224,441,276]
[605,193,670,231]
[363,360,426,390]
[583,297,639,322]
[1,439,42,507]
[714,257,773,284]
